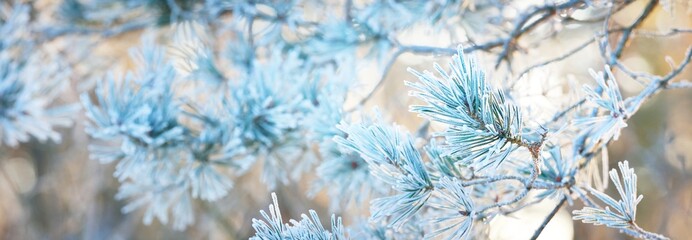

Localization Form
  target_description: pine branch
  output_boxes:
[573,161,669,240]
[407,46,538,171]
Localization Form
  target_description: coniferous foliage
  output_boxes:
[574,67,628,155]
[335,113,433,228]
[82,41,211,229]
[573,161,641,229]
[0,5,77,147]
[407,47,530,171]
[251,193,347,240]
[2,0,690,239]
[573,161,668,240]
[80,36,354,229]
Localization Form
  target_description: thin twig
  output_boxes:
[514,37,595,83]
[574,0,659,169]
[400,44,457,55]
[530,197,567,240]
[549,98,586,123]
[575,47,692,171]
[468,172,567,216]
[666,80,692,89]
[625,46,692,115]
[494,0,585,69]
[477,188,530,213]
[629,222,670,240]
[614,60,657,84]
[344,0,353,22]
[346,49,405,113]
[500,198,543,216]
[609,0,658,64]
[394,42,524,57]
[39,20,150,42]
[636,28,692,38]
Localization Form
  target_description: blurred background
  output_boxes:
[0,0,691,239]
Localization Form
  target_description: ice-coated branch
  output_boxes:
[251,193,347,240]
[515,38,595,83]
[426,177,475,240]
[573,161,669,240]
[530,197,567,240]
[0,4,78,147]
[609,0,658,65]
[625,46,692,115]
[335,114,433,228]
[8,0,690,238]
[407,46,538,171]
[493,0,586,68]
[573,66,627,156]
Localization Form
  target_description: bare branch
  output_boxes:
[665,80,692,89]
[346,49,405,112]
[494,0,586,69]
[636,28,692,38]
[530,197,567,240]
[514,37,595,84]
[399,44,457,55]
[628,222,670,240]
[477,188,530,213]
[550,97,587,123]
[609,0,658,65]
[626,46,692,115]
[38,20,150,42]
